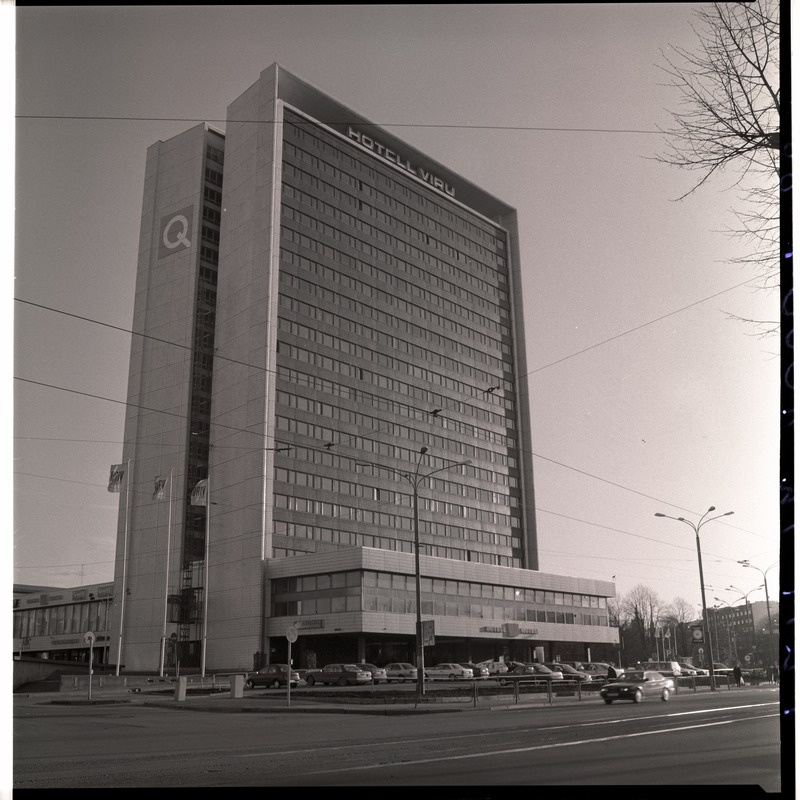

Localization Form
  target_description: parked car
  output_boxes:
[356,663,388,684]
[599,669,675,704]
[304,664,372,686]
[713,662,734,675]
[245,663,300,689]
[498,664,536,685]
[425,663,474,681]
[578,662,619,681]
[526,663,564,681]
[678,660,708,676]
[498,663,559,685]
[543,662,593,683]
[383,662,418,683]
[478,660,510,675]
[295,668,321,682]
[460,662,490,679]
[641,661,683,678]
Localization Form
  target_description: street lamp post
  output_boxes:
[710,606,721,660]
[713,597,737,663]
[726,584,763,665]
[737,560,778,666]
[655,506,734,690]
[358,447,471,703]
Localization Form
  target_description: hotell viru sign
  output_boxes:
[347,127,456,198]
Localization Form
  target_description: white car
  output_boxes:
[383,662,418,682]
[478,660,509,675]
[425,663,474,681]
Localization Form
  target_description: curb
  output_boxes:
[142,702,467,715]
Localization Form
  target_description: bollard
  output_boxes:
[175,675,187,702]
[231,674,244,699]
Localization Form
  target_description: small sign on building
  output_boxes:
[419,620,435,647]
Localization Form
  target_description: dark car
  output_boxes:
[304,663,372,686]
[460,662,490,679]
[543,662,593,684]
[497,664,536,685]
[245,663,300,689]
[356,663,388,684]
[599,669,675,704]
[580,661,623,680]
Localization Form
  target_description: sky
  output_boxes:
[10,4,784,619]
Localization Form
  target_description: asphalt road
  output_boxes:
[13,685,783,791]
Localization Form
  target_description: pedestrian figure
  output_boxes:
[607,664,617,681]
[732,664,742,687]
[771,663,779,684]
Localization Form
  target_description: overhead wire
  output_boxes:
[15,285,773,537]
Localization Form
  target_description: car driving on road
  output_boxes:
[599,669,675,704]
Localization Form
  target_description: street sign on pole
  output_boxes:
[285,627,298,707]
[84,631,95,700]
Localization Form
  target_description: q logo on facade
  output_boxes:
[159,207,194,259]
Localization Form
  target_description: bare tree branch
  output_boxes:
[654,1,781,335]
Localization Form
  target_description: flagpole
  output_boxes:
[116,458,131,676]
[200,474,210,678]
[159,468,173,677]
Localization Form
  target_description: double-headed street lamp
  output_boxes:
[726,584,763,662]
[737,560,778,665]
[358,447,471,702]
[713,596,738,663]
[655,506,734,690]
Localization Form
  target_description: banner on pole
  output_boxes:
[107,465,125,493]
[153,476,167,500]
[190,479,208,507]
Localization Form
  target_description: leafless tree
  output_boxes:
[656,1,781,334]
[622,584,666,662]
[662,596,699,659]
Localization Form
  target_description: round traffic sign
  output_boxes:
[286,627,298,643]
[170,633,178,642]
[83,631,96,645]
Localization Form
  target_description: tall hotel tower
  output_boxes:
[113,64,617,673]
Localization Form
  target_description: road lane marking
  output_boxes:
[285,713,778,777]
[237,701,779,758]
[237,703,778,769]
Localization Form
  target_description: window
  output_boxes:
[331,573,346,589]
[331,596,345,613]
[316,598,331,614]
